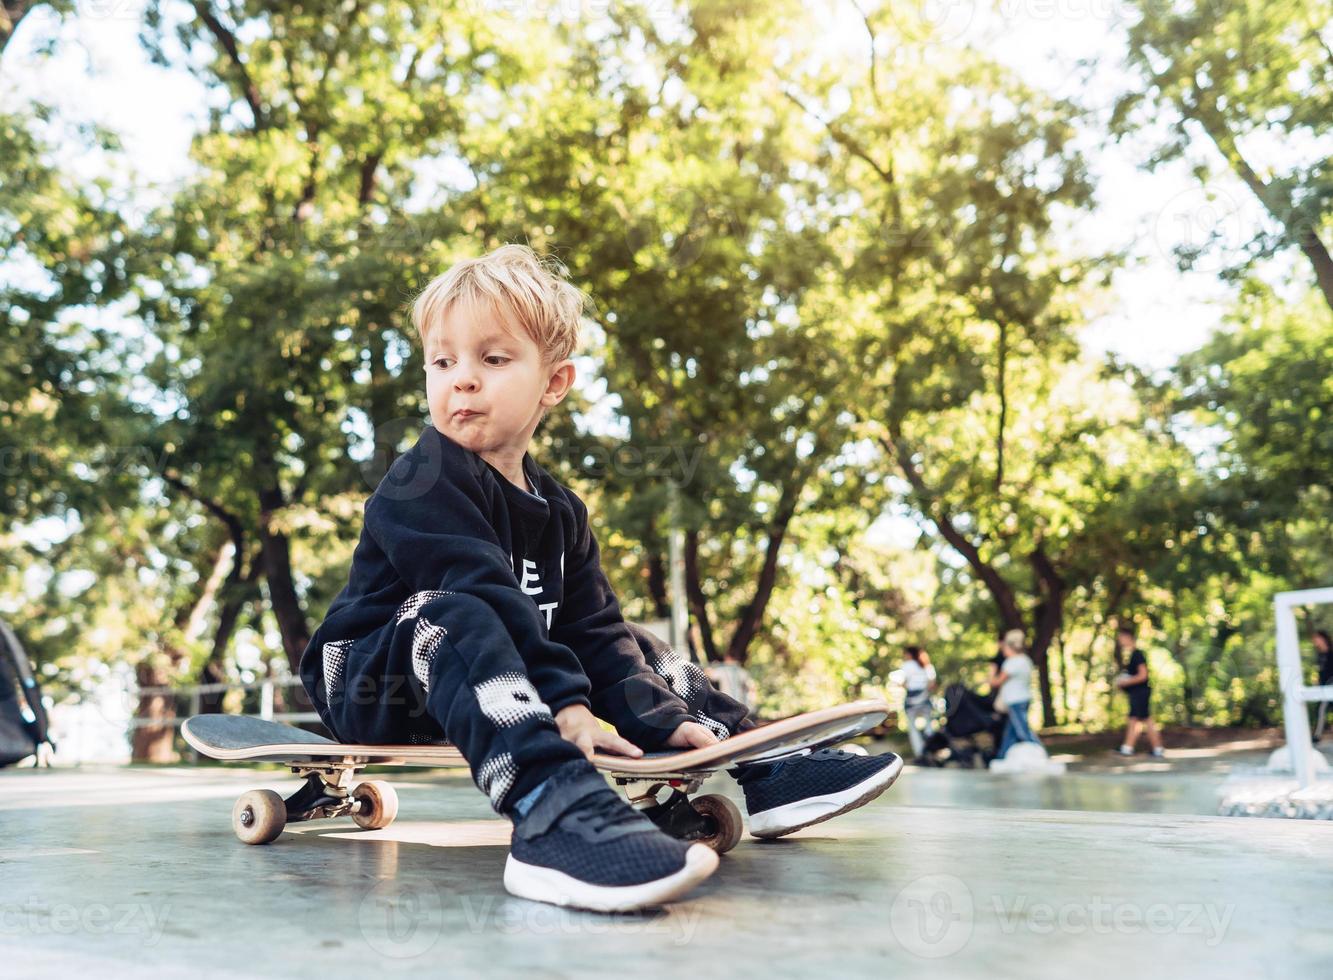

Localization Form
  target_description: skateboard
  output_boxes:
[181,698,888,853]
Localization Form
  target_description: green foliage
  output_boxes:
[2,0,1329,737]
[1116,0,1333,299]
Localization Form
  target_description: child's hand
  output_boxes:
[665,720,721,750]
[555,704,643,760]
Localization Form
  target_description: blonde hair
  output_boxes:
[410,244,588,364]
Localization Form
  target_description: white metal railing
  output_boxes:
[1275,587,1333,787]
[128,676,321,728]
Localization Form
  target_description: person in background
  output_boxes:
[1114,624,1164,758]
[900,645,937,760]
[992,629,1039,759]
[986,635,1008,709]
[1311,630,1333,743]
[983,634,1011,756]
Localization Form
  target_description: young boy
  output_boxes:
[299,245,902,913]
[1113,624,1165,758]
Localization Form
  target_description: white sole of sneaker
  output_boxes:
[502,842,719,913]
[748,754,905,839]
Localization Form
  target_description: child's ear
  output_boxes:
[543,358,576,407]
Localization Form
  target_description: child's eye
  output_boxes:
[430,355,508,369]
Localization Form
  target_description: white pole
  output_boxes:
[1275,587,1333,788]
[668,481,690,658]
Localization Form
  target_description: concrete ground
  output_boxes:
[4,756,1332,979]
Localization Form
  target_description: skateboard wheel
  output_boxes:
[691,794,743,854]
[232,789,286,845]
[351,780,398,830]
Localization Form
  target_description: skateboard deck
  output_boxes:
[182,698,889,852]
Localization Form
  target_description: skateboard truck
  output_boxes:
[230,759,399,845]
[276,769,356,822]
[611,774,744,853]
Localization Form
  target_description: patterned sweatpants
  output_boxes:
[305,592,753,814]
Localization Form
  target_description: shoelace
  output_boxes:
[564,791,647,835]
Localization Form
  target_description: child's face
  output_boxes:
[423,298,573,468]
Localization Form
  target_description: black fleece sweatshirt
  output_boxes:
[300,424,697,748]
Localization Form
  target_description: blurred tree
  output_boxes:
[131,0,537,690]
[1116,0,1333,309]
[777,3,1117,724]
[7,0,1329,741]
[1,15,218,758]
[452,0,870,664]
[1178,286,1333,517]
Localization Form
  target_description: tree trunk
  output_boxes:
[885,434,1026,631]
[1055,626,1071,722]
[1029,548,1065,727]
[1171,644,1195,726]
[257,480,315,714]
[131,657,180,763]
[257,484,309,668]
[1164,593,1195,725]
[196,561,260,713]
[996,318,1008,491]
[1076,635,1099,727]
[197,658,228,715]
[644,548,671,620]
[132,538,232,761]
[724,473,804,663]
[684,529,719,662]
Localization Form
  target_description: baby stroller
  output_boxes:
[918,682,1006,768]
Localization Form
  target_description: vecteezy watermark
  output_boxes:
[0,445,176,480]
[466,0,676,22]
[889,874,1238,959]
[81,0,143,20]
[887,0,978,42]
[887,0,1239,44]
[0,899,171,945]
[992,0,1140,26]
[357,881,702,957]
[889,873,975,959]
[1152,185,1251,275]
[993,896,1235,946]
[554,443,705,486]
[359,880,445,959]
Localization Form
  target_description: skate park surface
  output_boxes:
[4,742,1331,979]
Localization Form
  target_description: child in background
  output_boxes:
[1114,624,1164,757]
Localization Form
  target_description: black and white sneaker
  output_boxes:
[505,761,718,913]
[733,747,903,839]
